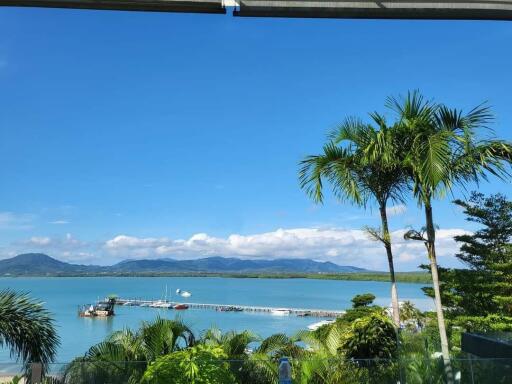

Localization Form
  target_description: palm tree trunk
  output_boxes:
[379,204,400,328]
[424,201,453,383]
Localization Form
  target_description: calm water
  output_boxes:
[0,277,432,363]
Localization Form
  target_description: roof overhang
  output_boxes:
[462,333,512,358]
[234,1,512,20]
[0,0,226,13]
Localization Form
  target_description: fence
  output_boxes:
[1,357,511,383]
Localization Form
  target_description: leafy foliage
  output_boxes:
[141,344,235,384]
[351,293,376,308]
[0,290,59,375]
[424,193,512,322]
[340,312,398,360]
[62,317,194,383]
[453,192,512,270]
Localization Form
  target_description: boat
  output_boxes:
[173,304,189,310]
[271,308,290,316]
[78,297,116,317]
[218,306,243,312]
[176,289,192,298]
[149,300,165,308]
[307,320,335,331]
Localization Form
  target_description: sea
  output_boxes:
[0,277,432,367]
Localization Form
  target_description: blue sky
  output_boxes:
[0,8,511,270]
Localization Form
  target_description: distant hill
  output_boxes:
[112,256,366,273]
[0,253,105,275]
[0,253,367,275]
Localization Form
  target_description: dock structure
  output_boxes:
[115,298,344,318]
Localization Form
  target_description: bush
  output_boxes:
[142,344,236,384]
[342,312,398,360]
[351,293,376,308]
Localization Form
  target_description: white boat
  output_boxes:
[149,300,165,308]
[307,320,335,331]
[271,308,290,316]
[176,289,192,298]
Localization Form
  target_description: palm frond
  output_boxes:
[0,290,59,375]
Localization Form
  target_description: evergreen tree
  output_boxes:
[453,192,512,270]
[426,193,512,318]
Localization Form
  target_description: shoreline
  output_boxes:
[0,272,430,284]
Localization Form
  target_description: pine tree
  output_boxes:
[437,193,512,318]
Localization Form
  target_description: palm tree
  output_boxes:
[299,117,408,327]
[385,90,512,378]
[63,317,194,383]
[0,289,59,376]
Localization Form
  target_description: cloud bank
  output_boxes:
[104,227,468,270]
[4,227,468,270]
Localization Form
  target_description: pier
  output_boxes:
[115,298,344,318]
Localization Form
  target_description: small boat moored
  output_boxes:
[173,304,189,310]
[271,308,290,316]
[176,289,192,298]
[218,306,243,312]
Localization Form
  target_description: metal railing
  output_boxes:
[0,357,511,383]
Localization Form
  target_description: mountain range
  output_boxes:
[0,253,367,275]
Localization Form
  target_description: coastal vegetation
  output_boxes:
[0,270,432,283]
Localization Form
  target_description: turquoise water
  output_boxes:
[0,277,432,363]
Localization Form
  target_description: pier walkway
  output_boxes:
[115,298,344,318]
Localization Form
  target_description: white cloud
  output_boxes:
[22,233,84,249]
[0,212,35,230]
[49,220,69,225]
[386,204,407,216]
[27,236,52,246]
[9,233,96,263]
[104,227,469,270]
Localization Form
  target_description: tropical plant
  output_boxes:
[62,317,195,383]
[382,91,512,377]
[200,328,266,383]
[299,117,408,327]
[400,301,422,323]
[141,344,235,384]
[0,289,59,376]
[340,312,398,360]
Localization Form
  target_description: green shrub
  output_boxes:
[351,293,376,308]
[342,312,398,360]
[142,344,235,384]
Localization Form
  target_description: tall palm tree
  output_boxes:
[0,289,59,376]
[385,91,512,378]
[299,118,408,327]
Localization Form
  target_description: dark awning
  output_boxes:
[234,1,512,20]
[462,332,512,358]
[0,0,226,13]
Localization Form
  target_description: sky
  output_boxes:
[0,7,511,271]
